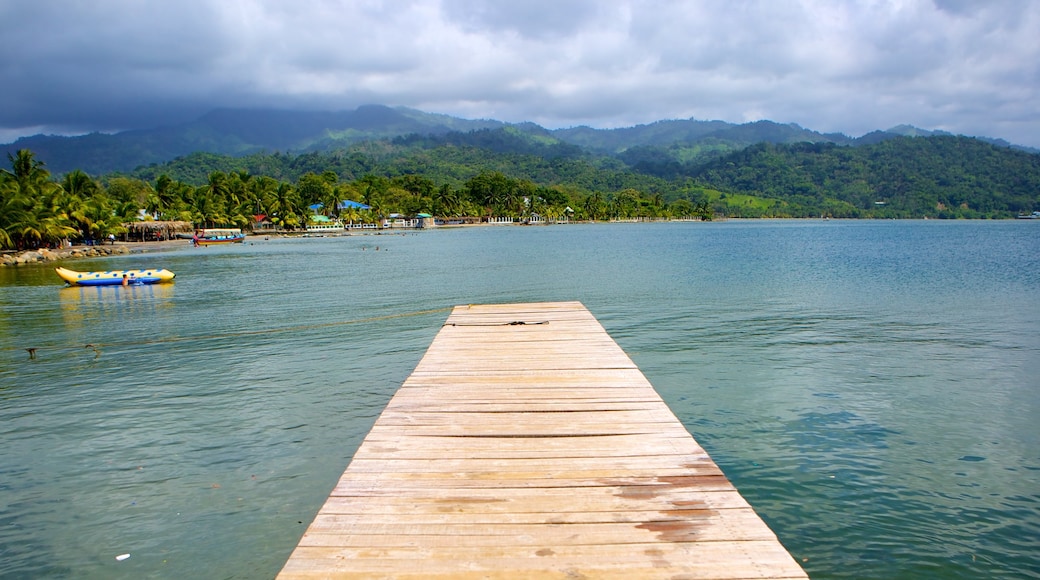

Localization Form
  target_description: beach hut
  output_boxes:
[123,220,194,242]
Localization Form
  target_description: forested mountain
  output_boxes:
[121,128,1039,219]
[1,106,506,175]
[3,123,1039,252]
[128,129,660,195]
[694,137,1040,217]
[558,119,857,170]
[3,104,1039,253]
[5,104,1034,177]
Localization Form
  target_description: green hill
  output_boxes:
[693,137,1040,217]
[121,128,1040,219]
[11,104,1036,178]
[4,105,1039,221]
[2,106,505,175]
[3,125,1039,253]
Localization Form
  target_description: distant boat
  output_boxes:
[55,267,176,286]
[194,228,245,245]
[1016,211,1040,219]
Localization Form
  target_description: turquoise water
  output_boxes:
[1,220,1038,579]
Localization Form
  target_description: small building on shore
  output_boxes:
[123,220,194,242]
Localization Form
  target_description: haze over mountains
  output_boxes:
[1,105,1029,177]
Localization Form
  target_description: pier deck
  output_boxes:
[278,301,808,579]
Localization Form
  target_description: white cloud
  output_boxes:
[0,0,1038,146]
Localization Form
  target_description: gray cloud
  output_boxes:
[441,0,604,38]
[1,0,1038,147]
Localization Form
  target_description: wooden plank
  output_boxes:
[280,541,808,579]
[299,508,782,544]
[351,436,709,460]
[277,302,807,579]
[342,455,718,472]
[315,488,754,513]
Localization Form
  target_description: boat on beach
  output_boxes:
[194,228,246,245]
[55,266,176,286]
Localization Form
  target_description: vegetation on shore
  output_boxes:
[0,147,713,251]
[2,125,1039,251]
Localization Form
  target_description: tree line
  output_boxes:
[4,130,1038,250]
[646,136,1040,218]
[127,130,1039,220]
[0,149,713,250]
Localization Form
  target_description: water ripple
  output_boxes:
[1,222,1038,579]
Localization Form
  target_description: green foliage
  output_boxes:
[1,150,95,249]
[122,127,1040,219]
[3,130,1038,250]
[694,137,1040,217]
[1,106,510,176]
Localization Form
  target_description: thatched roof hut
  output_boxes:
[122,220,194,242]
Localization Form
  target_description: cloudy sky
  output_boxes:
[2,0,1039,147]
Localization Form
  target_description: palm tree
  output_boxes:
[271,183,302,230]
[0,177,18,248]
[582,192,605,221]
[81,192,123,240]
[206,172,230,208]
[543,204,563,224]
[226,170,251,219]
[695,200,715,221]
[61,170,99,199]
[1,150,75,248]
[60,170,104,241]
[247,176,279,229]
[612,189,639,220]
[340,206,362,226]
[433,184,462,217]
[192,185,228,228]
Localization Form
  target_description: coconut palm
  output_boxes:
[246,176,279,228]
[61,170,99,199]
[582,192,605,221]
[0,175,25,249]
[270,183,302,230]
[60,170,105,241]
[191,185,229,228]
[612,189,639,219]
[432,184,461,217]
[1,150,75,248]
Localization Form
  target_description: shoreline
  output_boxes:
[0,229,419,266]
[10,215,997,267]
[0,225,480,266]
[0,239,188,267]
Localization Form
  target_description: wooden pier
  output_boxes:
[278,302,808,579]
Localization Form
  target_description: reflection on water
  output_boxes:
[59,282,176,305]
[53,284,178,361]
[59,283,176,319]
[1,222,1038,579]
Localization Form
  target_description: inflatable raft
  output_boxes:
[55,267,176,286]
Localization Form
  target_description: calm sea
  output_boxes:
[1,220,1038,579]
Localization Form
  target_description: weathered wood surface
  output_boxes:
[278,301,808,579]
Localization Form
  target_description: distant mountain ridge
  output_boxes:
[1,104,1033,176]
